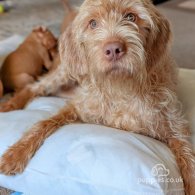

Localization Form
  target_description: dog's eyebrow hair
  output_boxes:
[85,0,153,26]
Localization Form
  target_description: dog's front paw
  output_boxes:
[0,146,28,175]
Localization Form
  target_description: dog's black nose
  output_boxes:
[103,42,126,61]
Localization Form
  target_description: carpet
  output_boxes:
[0,0,83,40]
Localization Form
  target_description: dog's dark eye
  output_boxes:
[89,19,98,29]
[124,13,136,22]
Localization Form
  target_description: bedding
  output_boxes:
[0,36,194,195]
[0,97,185,195]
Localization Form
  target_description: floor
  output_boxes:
[0,0,194,69]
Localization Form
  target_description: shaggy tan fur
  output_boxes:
[0,0,194,194]
[0,26,57,93]
[49,0,77,71]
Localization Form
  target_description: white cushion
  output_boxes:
[0,97,185,195]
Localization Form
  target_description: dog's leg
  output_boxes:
[167,136,195,195]
[12,73,35,91]
[141,127,195,194]
[0,103,79,175]
[0,65,69,112]
[140,127,195,195]
[0,87,35,112]
[134,123,195,195]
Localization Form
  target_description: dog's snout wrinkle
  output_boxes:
[103,42,126,61]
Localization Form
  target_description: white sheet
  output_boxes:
[0,97,185,195]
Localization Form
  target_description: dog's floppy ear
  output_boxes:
[59,25,88,80]
[146,5,172,65]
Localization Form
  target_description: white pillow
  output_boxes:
[0,97,185,195]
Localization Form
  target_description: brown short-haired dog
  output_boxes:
[0,26,57,93]
[0,0,194,194]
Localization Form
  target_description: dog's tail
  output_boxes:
[61,0,73,13]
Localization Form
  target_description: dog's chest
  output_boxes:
[73,86,153,131]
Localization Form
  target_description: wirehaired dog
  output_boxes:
[0,0,194,194]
